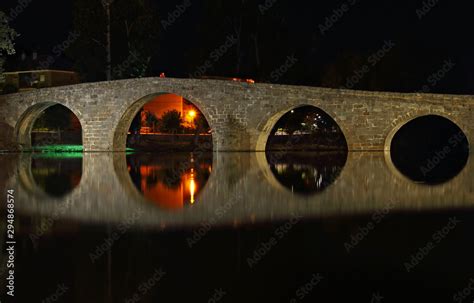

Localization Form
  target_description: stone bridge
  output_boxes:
[0,77,473,151]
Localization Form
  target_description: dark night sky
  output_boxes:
[2,0,73,50]
[2,0,474,93]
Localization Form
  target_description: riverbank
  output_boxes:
[127,134,213,152]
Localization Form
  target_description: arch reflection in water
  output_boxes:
[127,153,212,210]
[390,115,469,184]
[266,151,347,195]
[31,155,83,197]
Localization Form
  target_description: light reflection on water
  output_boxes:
[30,156,82,197]
[0,149,472,302]
[1,151,472,228]
[266,151,347,194]
[126,153,212,210]
[24,151,350,203]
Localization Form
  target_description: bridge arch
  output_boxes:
[384,113,470,184]
[112,92,215,151]
[255,104,349,151]
[384,113,470,151]
[14,101,83,150]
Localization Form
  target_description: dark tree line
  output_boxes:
[64,0,472,94]
[67,0,159,81]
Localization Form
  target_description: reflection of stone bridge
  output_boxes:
[0,78,473,151]
[1,152,473,228]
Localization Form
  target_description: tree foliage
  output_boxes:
[194,112,210,133]
[0,11,17,81]
[187,1,291,81]
[33,105,75,130]
[143,110,159,132]
[159,110,182,133]
[68,0,159,81]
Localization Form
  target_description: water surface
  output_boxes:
[0,151,472,302]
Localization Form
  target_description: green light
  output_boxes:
[28,145,83,159]
[25,145,136,155]
[32,145,84,152]
[126,147,136,155]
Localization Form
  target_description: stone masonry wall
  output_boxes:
[0,77,472,151]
